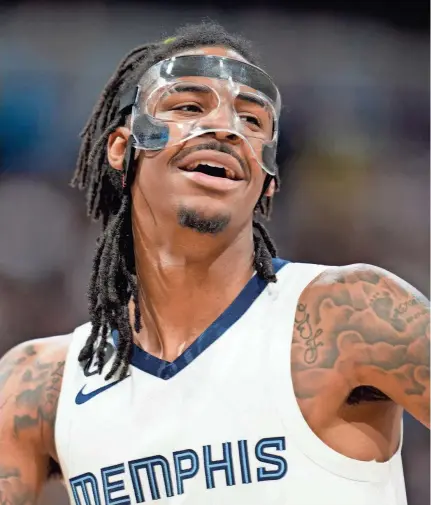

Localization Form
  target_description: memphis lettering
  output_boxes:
[69,437,287,504]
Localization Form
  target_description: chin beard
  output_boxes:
[177,207,231,235]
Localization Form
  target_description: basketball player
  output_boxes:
[0,22,429,505]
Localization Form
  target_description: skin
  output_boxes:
[0,336,68,505]
[110,46,275,360]
[0,45,429,503]
[292,265,429,461]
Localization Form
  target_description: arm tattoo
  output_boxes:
[13,360,65,439]
[294,304,324,364]
[0,347,36,391]
[0,347,36,411]
[0,343,66,452]
[14,361,65,436]
[0,343,67,504]
[292,265,430,426]
[0,466,36,505]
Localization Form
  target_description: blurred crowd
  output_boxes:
[0,2,429,504]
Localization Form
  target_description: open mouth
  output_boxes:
[178,161,239,180]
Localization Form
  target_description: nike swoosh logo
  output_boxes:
[75,375,130,405]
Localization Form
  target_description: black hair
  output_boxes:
[71,22,280,380]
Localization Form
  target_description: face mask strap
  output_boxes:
[119,87,139,115]
[260,173,274,200]
[159,55,280,105]
[121,136,136,191]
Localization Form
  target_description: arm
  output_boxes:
[0,339,67,504]
[292,264,430,428]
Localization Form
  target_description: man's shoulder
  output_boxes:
[0,332,74,457]
[302,262,428,315]
[290,263,399,409]
[304,262,382,287]
[292,260,429,411]
[1,332,74,372]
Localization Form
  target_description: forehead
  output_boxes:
[163,76,264,101]
[156,79,264,109]
[139,46,280,109]
[159,46,256,95]
[173,45,249,63]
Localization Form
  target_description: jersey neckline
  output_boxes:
[112,258,288,380]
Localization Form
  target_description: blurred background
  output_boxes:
[0,0,429,504]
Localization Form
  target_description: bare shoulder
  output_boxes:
[0,333,72,456]
[292,263,430,426]
[0,334,72,504]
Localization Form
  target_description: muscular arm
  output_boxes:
[0,338,67,504]
[292,264,430,428]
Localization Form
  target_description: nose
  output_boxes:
[204,129,242,144]
[198,105,242,144]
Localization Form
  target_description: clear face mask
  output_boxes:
[125,55,281,176]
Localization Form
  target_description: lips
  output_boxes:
[176,151,245,181]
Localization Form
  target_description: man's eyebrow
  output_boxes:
[166,83,211,94]
[236,92,267,108]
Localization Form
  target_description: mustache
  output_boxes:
[170,141,248,174]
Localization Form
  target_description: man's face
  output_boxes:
[109,46,275,236]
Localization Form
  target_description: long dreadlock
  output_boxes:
[72,22,281,380]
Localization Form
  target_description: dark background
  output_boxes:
[0,1,429,504]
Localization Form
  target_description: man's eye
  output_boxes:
[240,114,261,127]
[172,104,203,113]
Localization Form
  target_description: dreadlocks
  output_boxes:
[72,22,281,380]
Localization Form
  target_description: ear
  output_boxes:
[263,178,276,198]
[107,127,132,171]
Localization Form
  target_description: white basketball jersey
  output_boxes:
[56,259,407,505]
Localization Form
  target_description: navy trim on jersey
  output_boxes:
[112,258,289,380]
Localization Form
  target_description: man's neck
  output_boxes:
[131,221,255,362]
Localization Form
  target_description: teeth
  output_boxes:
[225,168,235,180]
[186,160,225,170]
[184,160,237,180]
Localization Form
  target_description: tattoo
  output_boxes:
[13,360,65,438]
[294,304,324,364]
[0,343,66,504]
[0,465,35,505]
[370,292,428,332]
[292,265,430,426]
[393,298,428,326]
[0,347,36,393]
[0,342,66,464]
[0,347,39,412]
